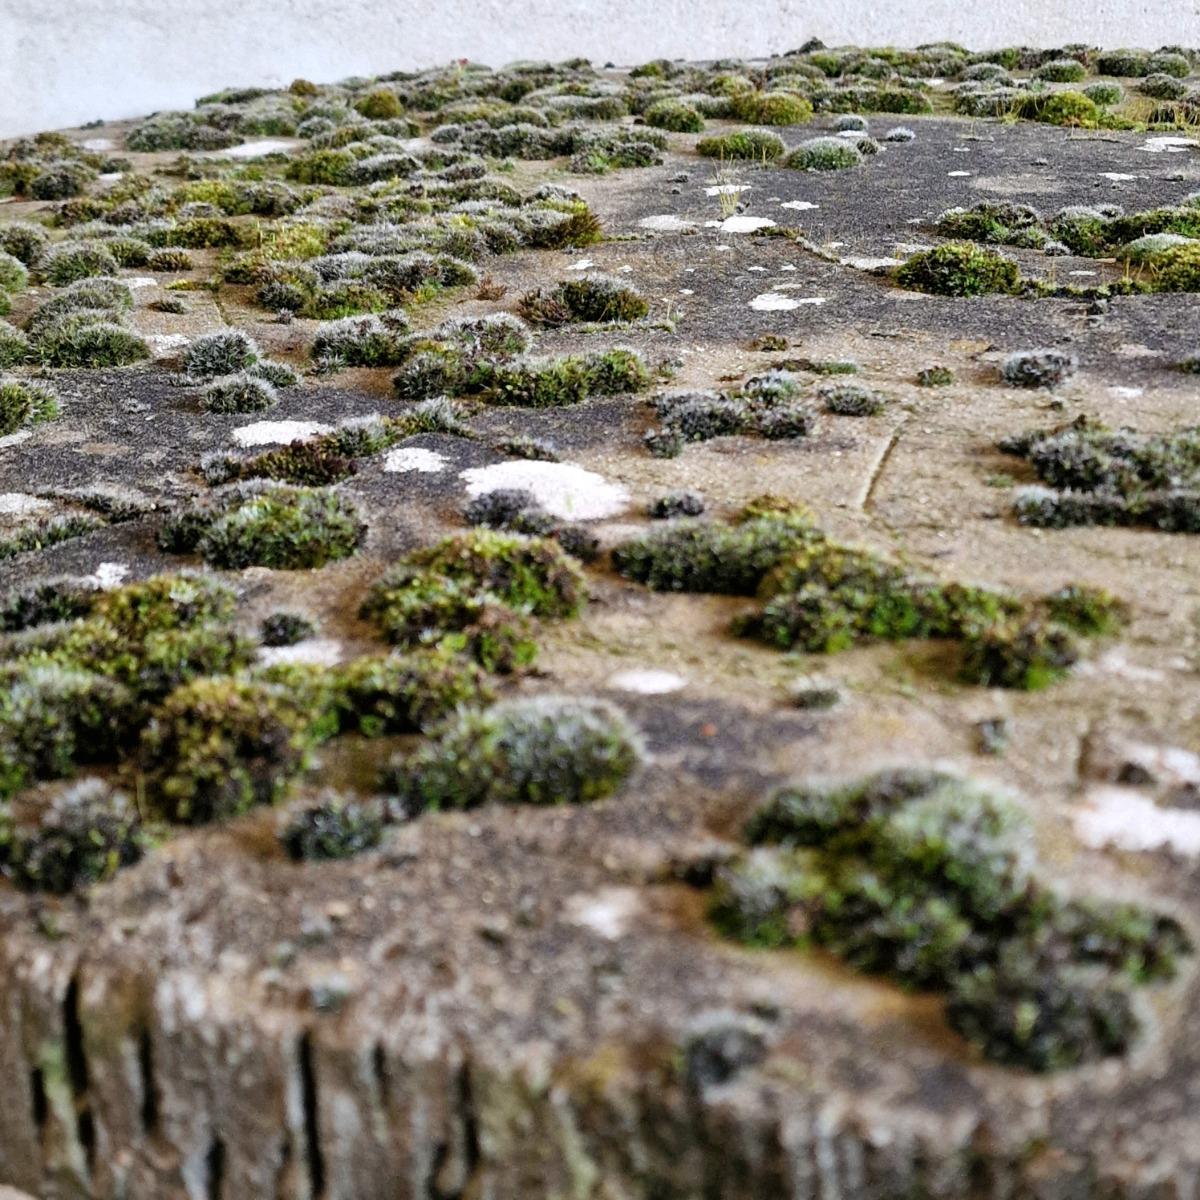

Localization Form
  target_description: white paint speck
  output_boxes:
[232,420,331,447]
[780,263,797,271]
[638,214,698,232]
[1075,786,1200,858]
[780,200,818,212]
[126,277,158,289]
[948,170,972,177]
[217,138,298,159]
[1101,172,1138,181]
[704,183,750,197]
[258,639,345,668]
[747,265,767,272]
[0,492,51,516]
[1138,136,1198,154]
[565,258,594,271]
[383,447,447,474]
[1068,270,1098,277]
[841,255,902,270]
[97,173,122,184]
[608,668,686,694]
[678,288,694,295]
[81,137,115,151]
[460,460,629,520]
[565,888,643,939]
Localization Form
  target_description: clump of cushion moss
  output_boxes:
[1016,91,1100,126]
[731,91,814,126]
[40,241,120,286]
[519,274,649,325]
[159,483,367,569]
[695,129,786,160]
[783,136,862,170]
[1147,243,1200,292]
[310,311,412,367]
[710,768,1190,1071]
[33,318,150,368]
[183,330,260,379]
[1000,349,1078,388]
[200,372,278,413]
[0,250,29,295]
[0,378,59,436]
[279,794,384,861]
[383,695,642,812]
[331,647,492,736]
[818,380,886,416]
[0,778,144,894]
[0,576,99,632]
[893,242,1020,296]
[139,677,323,823]
[958,618,1081,689]
[260,610,317,647]
[0,221,49,267]
[916,365,954,386]
[0,321,29,368]
[644,99,705,133]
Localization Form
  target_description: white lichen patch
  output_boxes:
[704,183,750,197]
[707,215,776,233]
[1108,386,1143,399]
[87,562,130,589]
[749,292,827,311]
[565,257,595,271]
[383,447,447,474]
[565,887,644,939]
[841,255,902,270]
[148,333,189,356]
[607,668,687,694]
[1101,172,1138,181]
[81,137,115,151]
[126,277,159,289]
[232,420,331,447]
[1075,786,1200,858]
[948,170,972,177]
[0,492,51,516]
[217,139,299,159]
[461,460,629,520]
[638,214,698,232]
[257,639,346,668]
[0,431,34,451]
[1138,136,1198,154]
[780,200,819,212]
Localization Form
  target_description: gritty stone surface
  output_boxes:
[1,44,1200,1200]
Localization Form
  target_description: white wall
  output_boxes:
[2,0,1200,137]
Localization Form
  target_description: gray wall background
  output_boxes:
[3,0,1200,136]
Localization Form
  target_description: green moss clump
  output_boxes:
[1148,243,1200,292]
[695,129,786,160]
[383,695,642,812]
[731,91,814,125]
[33,318,150,368]
[1034,58,1087,82]
[160,484,367,570]
[1083,81,1123,105]
[259,611,316,646]
[355,87,404,120]
[0,220,49,267]
[200,372,278,413]
[0,250,29,294]
[0,378,58,436]
[0,321,29,368]
[644,99,705,133]
[893,242,1020,296]
[519,274,649,325]
[1016,90,1100,126]
[612,503,820,594]
[183,330,260,379]
[1,779,143,894]
[279,795,383,861]
[0,577,98,632]
[41,242,120,286]
[818,381,885,415]
[783,136,862,170]
[140,677,322,823]
[332,647,493,736]
[712,769,1190,1071]
[1041,584,1129,635]
[0,515,104,563]
[916,365,954,386]
[958,619,1080,689]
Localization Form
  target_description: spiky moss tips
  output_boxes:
[519,274,649,326]
[201,372,278,414]
[1083,81,1124,105]
[612,502,820,594]
[279,794,383,861]
[0,779,144,894]
[893,242,1020,296]
[1042,584,1129,636]
[383,695,643,813]
[650,490,706,519]
[916,365,954,387]
[1034,58,1088,82]
[0,576,99,632]
[644,99,705,133]
[695,129,786,160]
[818,381,886,416]
[731,91,814,126]
[40,241,120,286]
[33,319,150,369]
[0,250,29,295]
[139,677,322,824]
[0,321,29,368]
[0,221,49,267]
[310,311,412,367]
[0,378,59,436]
[260,611,316,646]
[783,136,862,170]
[183,330,260,379]
[1000,349,1077,389]
[1016,91,1100,127]
[712,769,1190,1070]
[332,647,493,737]
[160,484,367,570]
[1148,244,1200,292]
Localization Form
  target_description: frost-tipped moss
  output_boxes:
[33,319,149,368]
[893,242,1020,296]
[818,381,886,416]
[644,99,706,133]
[1000,349,1077,389]
[783,136,862,170]
[279,794,383,860]
[916,365,954,386]
[519,274,648,325]
[1,779,143,894]
[201,372,278,413]
[41,241,119,286]
[0,221,49,267]
[0,378,59,436]
[383,695,642,812]
[0,251,28,294]
[140,677,322,823]
[695,129,786,160]
[161,484,367,569]
[183,329,261,379]
[0,321,28,368]
[732,91,814,126]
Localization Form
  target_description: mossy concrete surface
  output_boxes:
[0,49,1199,1200]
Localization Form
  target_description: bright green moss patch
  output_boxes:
[711,769,1191,1070]
[0,378,58,436]
[695,129,786,160]
[893,242,1020,296]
